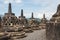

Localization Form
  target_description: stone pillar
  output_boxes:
[21,9,23,17]
[8,3,12,13]
[43,14,45,19]
[31,12,34,19]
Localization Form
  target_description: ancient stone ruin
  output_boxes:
[28,12,40,30]
[0,3,43,40]
[39,14,47,29]
[1,2,60,40]
[46,4,60,40]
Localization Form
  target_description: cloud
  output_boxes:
[1,0,60,19]
[4,0,9,3]
[4,0,14,3]
[4,0,22,4]
[15,0,22,3]
[23,8,56,19]
[31,0,52,5]
[30,0,60,19]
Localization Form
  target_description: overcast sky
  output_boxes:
[0,0,60,19]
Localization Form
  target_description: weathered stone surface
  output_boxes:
[14,29,46,40]
[46,4,60,40]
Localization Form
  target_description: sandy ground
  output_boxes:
[14,29,46,40]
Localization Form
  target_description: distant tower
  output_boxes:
[41,14,47,23]
[8,3,12,13]
[31,12,34,19]
[43,14,45,19]
[21,9,23,17]
[19,9,25,18]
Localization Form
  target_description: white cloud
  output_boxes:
[4,0,9,3]
[4,0,14,3]
[15,0,22,3]
[3,0,60,19]
[31,0,53,5]
[30,0,60,19]
[4,0,22,4]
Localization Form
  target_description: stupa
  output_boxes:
[46,4,60,40]
[3,3,17,27]
[28,12,40,30]
[39,14,47,29]
[2,3,26,39]
[18,9,33,33]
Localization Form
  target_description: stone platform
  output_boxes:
[14,29,46,40]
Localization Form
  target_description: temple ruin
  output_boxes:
[0,2,60,40]
[46,4,60,40]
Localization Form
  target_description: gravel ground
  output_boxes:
[14,29,46,40]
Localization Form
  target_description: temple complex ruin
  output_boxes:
[0,2,60,40]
